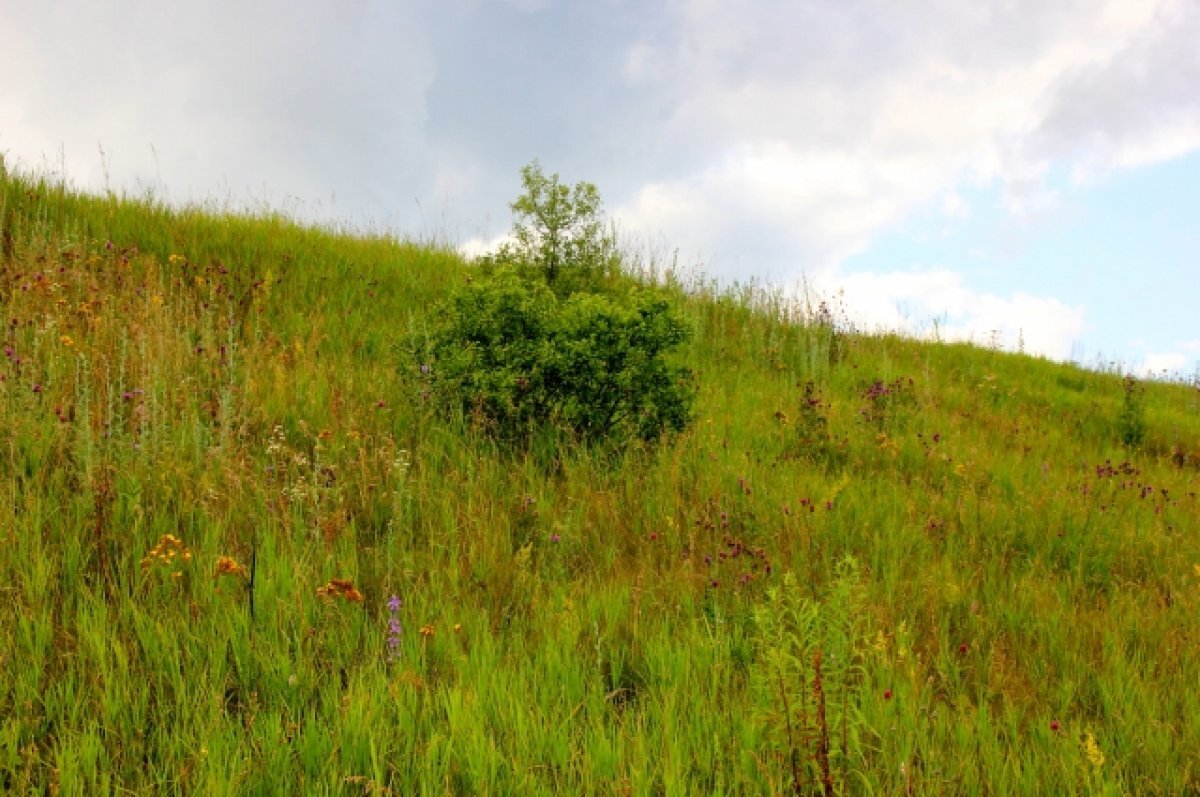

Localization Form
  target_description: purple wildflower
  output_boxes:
[386,595,403,662]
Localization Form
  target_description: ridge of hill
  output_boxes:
[2,164,1199,794]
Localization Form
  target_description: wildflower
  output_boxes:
[140,534,191,573]
[316,578,365,603]
[958,642,969,655]
[550,533,560,543]
[1050,719,1061,733]
[386,594,403,662]
[32,383,42,394]
[419,624,435,638]
[883,689,893,700]
[1083,730,1104,768]
[214,556,246,578]
[60,335,73,347]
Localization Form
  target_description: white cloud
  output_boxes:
[611,0,1200,277]
[1031,0,1200,179]
[457,232,514,260]
[809,269,1087,360]
[0,1,436,224]
[1140,352,1189,377]
[1137,341,1200,379]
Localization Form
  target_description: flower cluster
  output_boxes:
[214,556,247,578]
[140,534,192,574]
[316,578,364,603]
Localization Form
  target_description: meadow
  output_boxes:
[2,160,1199,795]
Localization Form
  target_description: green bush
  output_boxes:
[422,268,694,446]
[418,162,694,448]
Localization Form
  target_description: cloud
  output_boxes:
[1140,352,1189,377]
[1030,0,1200,180]
[810,269,1087,360]
[0,0,436,225]
[609,0,1199,276]
[1138,340,1200,378]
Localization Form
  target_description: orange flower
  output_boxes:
[214,556,246,578]
[316,578,365,603]
[419,624,435,638]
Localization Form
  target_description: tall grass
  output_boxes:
[2,162,1199,794]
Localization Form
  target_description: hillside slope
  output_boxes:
[2,164,1199,795]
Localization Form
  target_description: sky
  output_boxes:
[3,0,1198,376]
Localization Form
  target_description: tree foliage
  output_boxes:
[480,161,620,296]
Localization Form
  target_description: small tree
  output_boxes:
[483,161,619,294]
[1117,375,1147,448]
[419,162,695,449]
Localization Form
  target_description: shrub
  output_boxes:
[422,268,694,446]
[1117,375,1147,448]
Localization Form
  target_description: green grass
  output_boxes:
[2,160,1199,795]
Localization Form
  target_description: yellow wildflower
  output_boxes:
[1083,730,1104,768]
[141,534,191,572]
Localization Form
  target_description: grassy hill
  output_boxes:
[2,161,1199,795]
